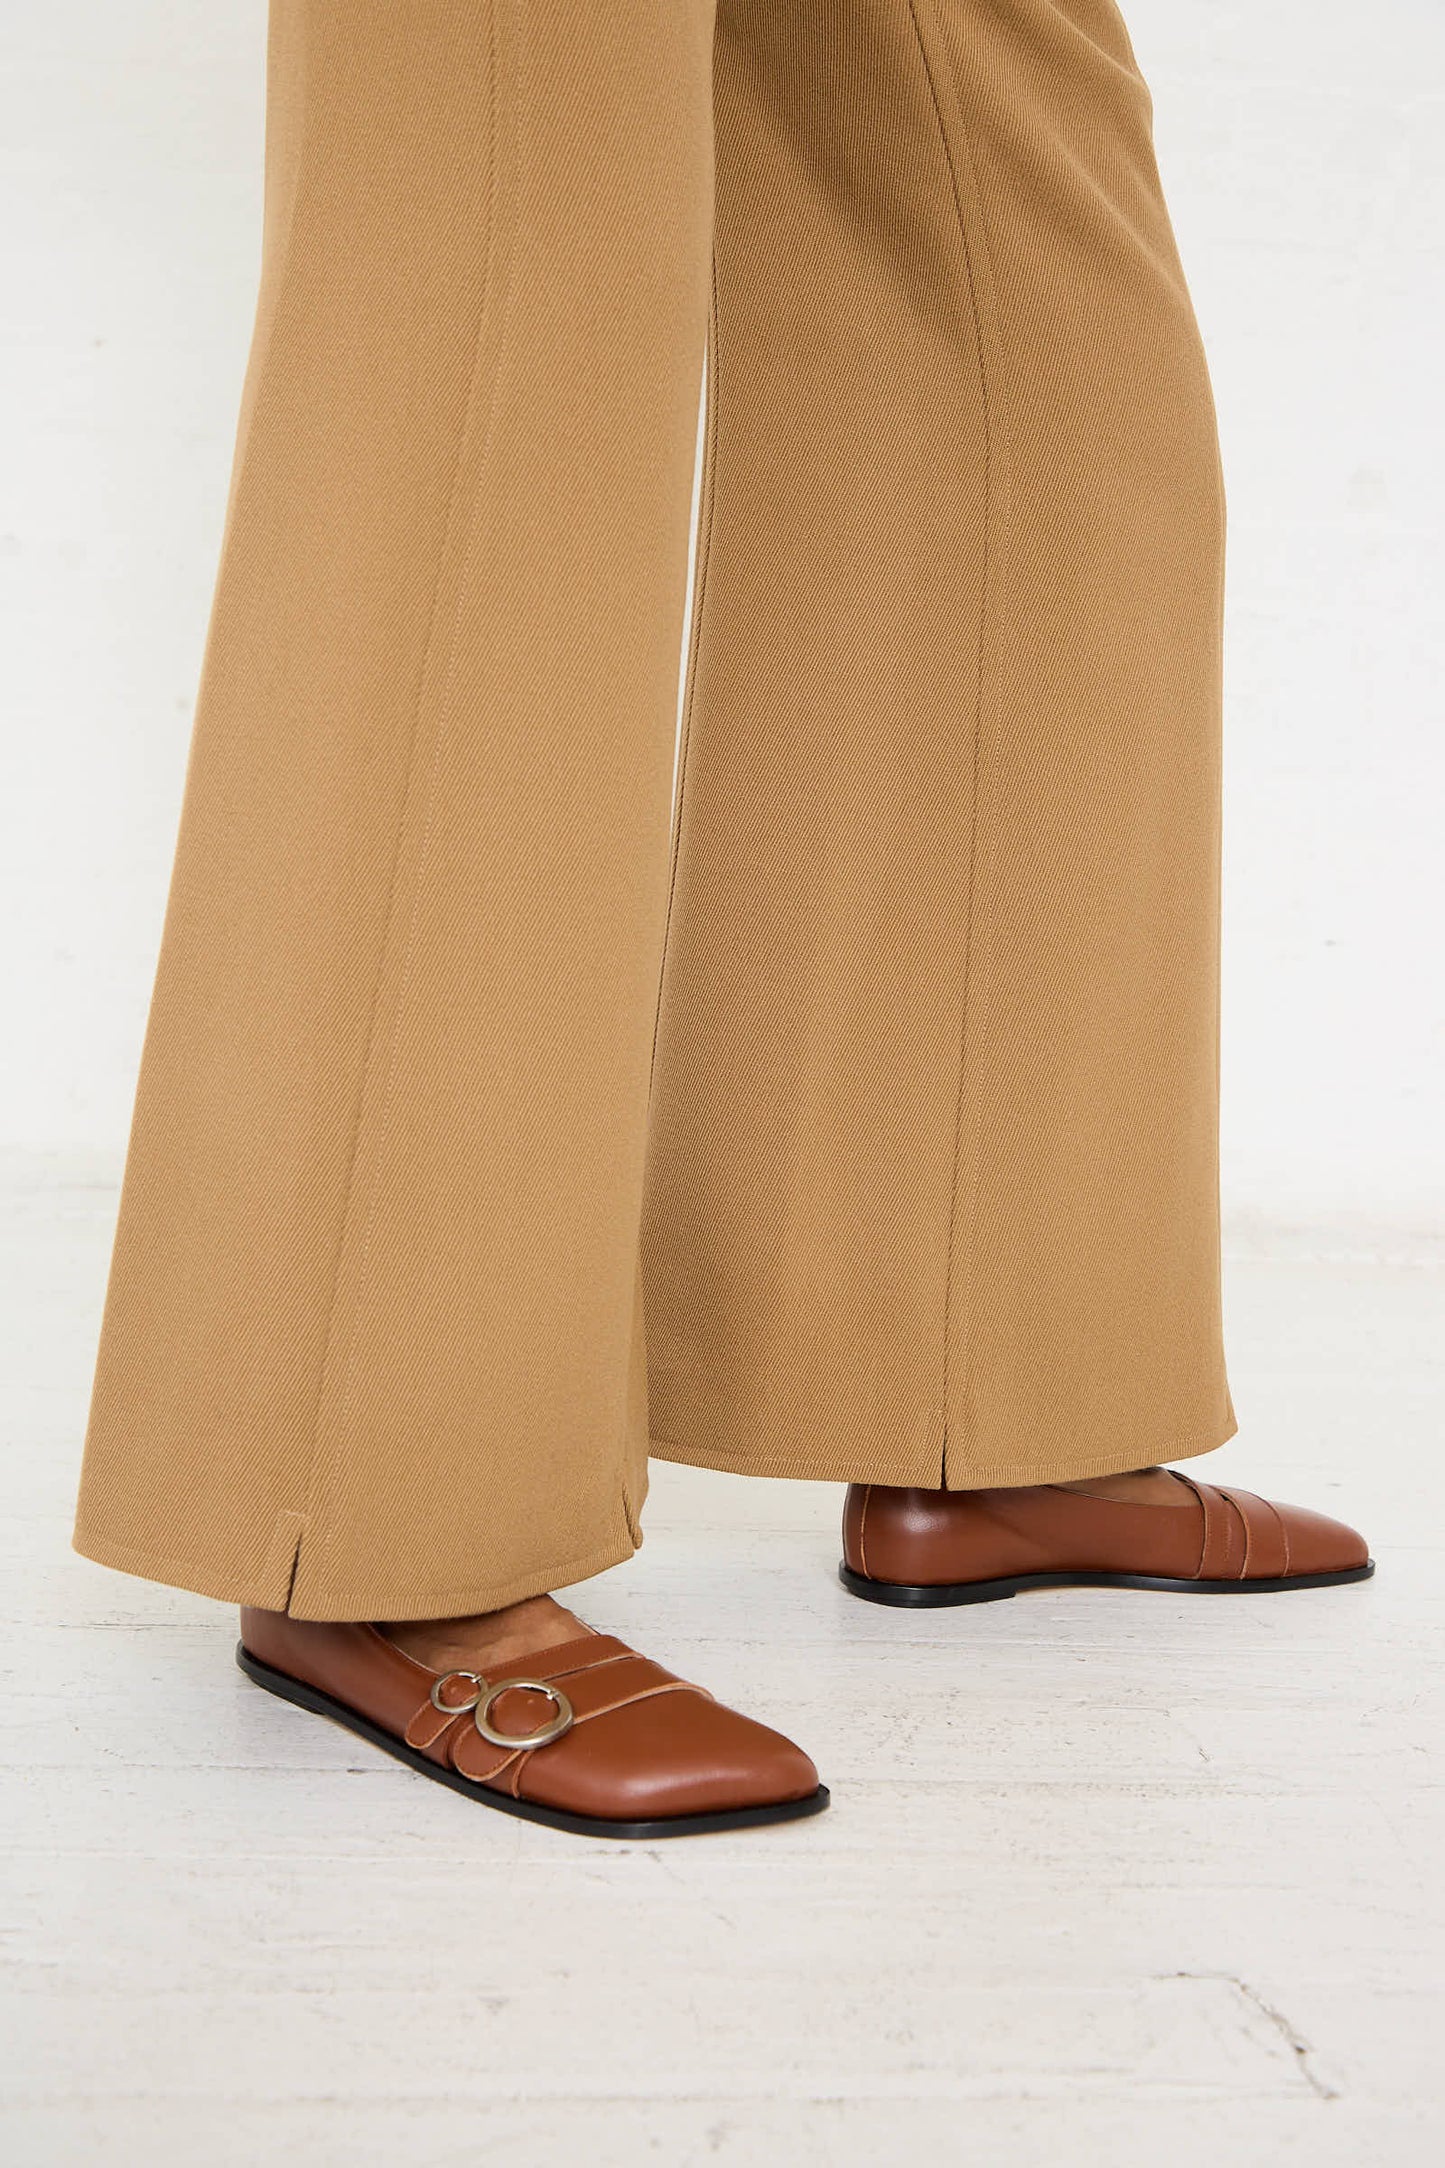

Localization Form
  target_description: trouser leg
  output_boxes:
[643,0,1235,1485]
[75,1,715,1617]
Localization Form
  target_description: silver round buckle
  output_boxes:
[474,1679,575,1751]
[429,1668,486,1715]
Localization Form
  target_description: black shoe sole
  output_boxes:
[838,1559,1376,1607]
[236,1643,830,1840]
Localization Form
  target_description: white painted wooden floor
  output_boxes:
[2,1156,1442,2165]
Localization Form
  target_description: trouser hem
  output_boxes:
[648,1413,1238,1490]
[71,1522,641,1624]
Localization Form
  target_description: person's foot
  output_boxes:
[237,1604,827,1837]
[840,1467,1373,1606]
[380,1592,589,1676]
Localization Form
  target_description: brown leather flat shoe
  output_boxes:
[840,1472,1374,1607]
[237,1608,827,1838]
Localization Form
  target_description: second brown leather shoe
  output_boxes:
[840,1471,1373,1606]
[238,1609,827,1837]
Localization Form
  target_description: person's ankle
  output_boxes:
[379,1592,588,1674]
[1053,1465,1192,1505]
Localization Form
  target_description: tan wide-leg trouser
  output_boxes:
[75,0,1235,1621]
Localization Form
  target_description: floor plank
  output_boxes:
[1,1159,1441,2162]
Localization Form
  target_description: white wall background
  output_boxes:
[4,1,1443,1233]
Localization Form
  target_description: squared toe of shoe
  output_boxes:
[514,1692,821,1823]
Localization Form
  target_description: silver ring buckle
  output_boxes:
[429,1669,486,1715]
[474,1679,575,1751]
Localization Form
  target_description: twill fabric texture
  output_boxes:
[75,0,1235,1620]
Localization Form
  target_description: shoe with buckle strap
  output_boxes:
[839,1470,1374,1607]
[237,1608,827,1838]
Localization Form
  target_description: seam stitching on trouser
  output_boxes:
[298,1,519,1605]
[648,253,720,1089]
[906,0,1005,1485]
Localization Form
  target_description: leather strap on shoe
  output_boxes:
[401,1634,713,1794]
[1174,1474,1291,1580]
